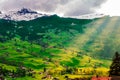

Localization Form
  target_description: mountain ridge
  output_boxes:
[0,8,106,21]
[0,8,51,21]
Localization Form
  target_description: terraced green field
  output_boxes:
[0,15,120,79]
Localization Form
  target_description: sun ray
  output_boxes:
[68,17,109,51]
[84,17,120,57]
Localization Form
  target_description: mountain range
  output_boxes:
[0,8,105,21]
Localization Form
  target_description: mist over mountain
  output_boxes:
[0,0,107,16]
[0,8,106,21]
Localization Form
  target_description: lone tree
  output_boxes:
[109,52,120,76]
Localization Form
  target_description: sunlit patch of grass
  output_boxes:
[0,63,16,71]
[95,67,109,76]
[7,76,35,80]
[66,74,92,79]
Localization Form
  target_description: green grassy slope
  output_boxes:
[0,15,119,79]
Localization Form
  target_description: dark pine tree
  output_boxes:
[109,52,120,76]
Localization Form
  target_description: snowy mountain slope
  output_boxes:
[0,8,50,21]
[0,8,106,21]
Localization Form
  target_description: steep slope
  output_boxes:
[68,16,120,58]
[0,15,120,79]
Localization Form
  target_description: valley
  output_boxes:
[0,15,120,79]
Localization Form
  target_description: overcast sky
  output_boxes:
[0,0,120,16]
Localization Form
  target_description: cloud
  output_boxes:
[0,0,107,16]
[0,0,60,12]
[56,0,108,16]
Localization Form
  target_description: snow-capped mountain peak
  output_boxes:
[0,8,50,21]
[17,8,38,15]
